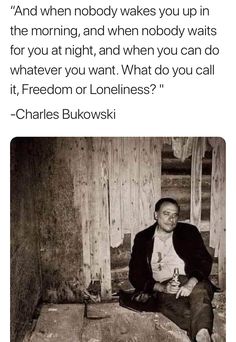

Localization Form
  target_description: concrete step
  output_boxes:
[26,304,84,342]
[26,300,225,342]
[82,303,190,342]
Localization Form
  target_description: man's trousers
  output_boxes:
[119,276,214,341]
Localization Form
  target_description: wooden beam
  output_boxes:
[99,138,112,299]
[139,138,162,229]
[208,138,226,289]
[139,138,153,228]
[90,139,102,282]
[151,137,162,210]
[73,138,91,288]
[129,138,140,243]
[108,138,122,248]
[120,138,131,236]
[218,228,226,289]
[190,138,204,228]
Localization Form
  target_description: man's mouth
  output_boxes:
[166,224,175,228]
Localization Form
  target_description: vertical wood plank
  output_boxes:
[139,138,154,228]
[129,138,140,243]
[150,137,162,207]
[209,138,226,289]
[120,138,131,236]
[190,138,203,228]
[108,138,122,248]
[99,138,112,299]
[209,139,226,251]
[74,138,91,287]
[90,139,101,282]
[137,138,162,231]
[218,228,226,289]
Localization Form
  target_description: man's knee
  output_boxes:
[190,280,213,302]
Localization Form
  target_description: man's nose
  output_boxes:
[169,215,175,222]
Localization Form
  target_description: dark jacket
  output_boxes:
[129,222,213,292]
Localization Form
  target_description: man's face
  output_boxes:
[154,202,179,233]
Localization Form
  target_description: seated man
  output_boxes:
[120,198,215,342]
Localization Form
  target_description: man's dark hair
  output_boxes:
[154,198,180,213]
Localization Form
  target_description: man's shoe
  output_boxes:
[196,328,211,342]
[211,332,222,342]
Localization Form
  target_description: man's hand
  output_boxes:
[132,292,150,303]
[154,279,180,294]
[176,277,198,299]
[165,279,180,294]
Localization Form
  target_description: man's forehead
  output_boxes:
[159,202,179,213]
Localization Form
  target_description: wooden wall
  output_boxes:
[70,137,225,295]
[28,137,162,300]
[72,138,162,299]
[161,142,212,223]
[11,139,42,342]
[11,137,226,312]
[209,138,226,288]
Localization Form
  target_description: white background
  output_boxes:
[1,0,235,340]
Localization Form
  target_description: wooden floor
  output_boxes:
[23,298,225,342]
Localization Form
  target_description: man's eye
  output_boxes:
[162,212,178,218]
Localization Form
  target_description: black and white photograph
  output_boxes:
[11,137,225,342]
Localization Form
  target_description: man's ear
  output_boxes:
[154,211,158,221]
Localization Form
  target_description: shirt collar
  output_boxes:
[153,226,173,240]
